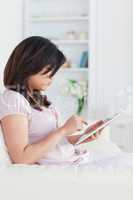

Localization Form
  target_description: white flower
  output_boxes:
[60,79,88,114]
[62,79,88,99]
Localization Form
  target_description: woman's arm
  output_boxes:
[67,134,99,144]
[1,115,66,164]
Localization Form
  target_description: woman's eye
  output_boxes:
[41,72,52,79]
[41,72,47,75]
[41,71,49,76]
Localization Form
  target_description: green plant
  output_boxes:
[62,79,88,115]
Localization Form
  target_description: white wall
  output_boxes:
[0,0,23,90]
[0,0,133,119]
[94,0,133,117]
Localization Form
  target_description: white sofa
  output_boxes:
[0,126,133,200]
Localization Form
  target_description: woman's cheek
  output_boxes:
[45,79,52,86]
[40,82,49,90]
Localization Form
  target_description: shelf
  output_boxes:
[59,68,88,72]
[24,1,89,75]
[28,16,89,22]
[52,40,88,45]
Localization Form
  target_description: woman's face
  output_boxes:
[27,67,54,91]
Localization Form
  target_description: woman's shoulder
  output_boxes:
[0,89,31,120]
[0,89,30,107]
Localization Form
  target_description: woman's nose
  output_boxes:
[49,78,53,84]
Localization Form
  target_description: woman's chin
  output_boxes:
[40,85,49,91]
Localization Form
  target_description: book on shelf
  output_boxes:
[79,51,88,68]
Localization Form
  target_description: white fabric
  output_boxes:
[0,163,133,200]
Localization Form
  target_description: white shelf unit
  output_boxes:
[23,0,90,121]
[28,16,89,22]
[51,40,88,45]
[59,68,88,72]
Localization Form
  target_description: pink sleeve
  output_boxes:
[0,90,31,120]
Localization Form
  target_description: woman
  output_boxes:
[1,36,133,168]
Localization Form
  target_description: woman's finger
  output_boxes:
[79,116,88,125]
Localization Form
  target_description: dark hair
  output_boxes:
[4,36,66,111]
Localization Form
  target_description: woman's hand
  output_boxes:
[79,120,105,144]
[80,128,104,144]
[60,115,88,136]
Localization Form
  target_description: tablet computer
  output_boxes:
[75,113,121,145]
